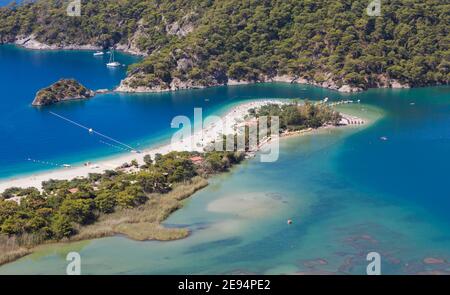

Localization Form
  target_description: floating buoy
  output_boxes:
[287,219,293,225]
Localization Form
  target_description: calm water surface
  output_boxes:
[0,45,449,274]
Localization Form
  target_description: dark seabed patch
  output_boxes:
[183,237,242,255]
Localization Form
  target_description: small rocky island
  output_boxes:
[32,79,94,106]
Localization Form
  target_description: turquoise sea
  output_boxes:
[0,45,449,274]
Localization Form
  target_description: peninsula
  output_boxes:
[0,99,365,266]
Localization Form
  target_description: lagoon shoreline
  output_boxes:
[0,100,280,192]
[4,42,420,95]
[0,99,364,193]
[0,99,368,268]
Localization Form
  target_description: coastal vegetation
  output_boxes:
[32,79,94,106]
[0,99,344,265]
[74,177,209,242]
[210,101,343,152]
[0,0,448,92]
[0,150,244,265]
[250,101,342,131]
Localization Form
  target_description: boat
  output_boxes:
[62,164,71,168]
[106,49,121,67]
[380,136,388,141]
[93,51,104,56]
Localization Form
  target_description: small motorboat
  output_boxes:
[380,136,388,141]
[93,51,104,56]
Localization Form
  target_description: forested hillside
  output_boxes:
[0,0,210,54]
[1,0,448,92]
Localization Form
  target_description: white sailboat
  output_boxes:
[106,49,121,67]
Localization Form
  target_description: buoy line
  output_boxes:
[49,111,139,153]
[99,140,128,151]
[27,157,62,167]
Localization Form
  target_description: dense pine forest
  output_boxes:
[0,0,448,91]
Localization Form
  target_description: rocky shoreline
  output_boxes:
[115,73,411,94]
[12,35,146,56]
[32,79,95,106]
[7,36,411,94]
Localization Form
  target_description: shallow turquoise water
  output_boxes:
[0,45,449,274]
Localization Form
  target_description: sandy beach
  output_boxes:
[0,99,364,193]
[0,100,289,192]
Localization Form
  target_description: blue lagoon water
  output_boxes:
[0,45,449,274]
[0,45,141,177]
[0,45,347,179]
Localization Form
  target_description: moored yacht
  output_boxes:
[106,49,121,67]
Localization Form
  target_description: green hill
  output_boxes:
[1,0,448,92]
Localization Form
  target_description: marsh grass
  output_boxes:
[0,235,32,266]
[114,223,189,241]
[0,177,208,266]
[73,177,208,241]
